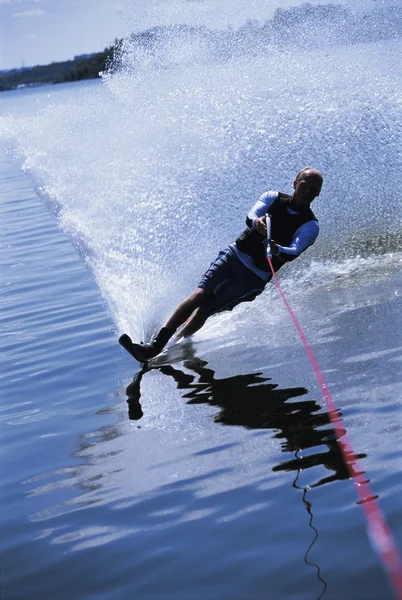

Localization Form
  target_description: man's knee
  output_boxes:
[190,287,213,307]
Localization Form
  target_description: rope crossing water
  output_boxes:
[265,241,402,598]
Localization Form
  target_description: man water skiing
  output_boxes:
[120,167,323,362]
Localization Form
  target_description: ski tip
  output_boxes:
[119,333,148,365]
[119,333,133,350]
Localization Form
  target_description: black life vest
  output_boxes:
[235,193,318,273]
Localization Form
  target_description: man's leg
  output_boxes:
[121,287,212,362]
[131,250,235,360]
[164,288,212,333]
[176,305,210,338]
[120,248,248,362]
[178,256,266,339]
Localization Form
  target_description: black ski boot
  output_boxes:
[119,327,173,363]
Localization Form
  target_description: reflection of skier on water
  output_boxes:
[125,354,364,600]
[120,168,323,362]
[125,353,359,489]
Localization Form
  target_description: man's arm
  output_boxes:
[245,191,278,234]
[273,221,319,262]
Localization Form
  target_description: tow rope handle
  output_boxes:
[264,216,402,599]
[265,213,272,258]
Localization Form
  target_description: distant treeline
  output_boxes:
[1,3,401,92]
[0,44,119,92]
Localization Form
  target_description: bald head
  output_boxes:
[295,167,323,186]
[292,167,323,207]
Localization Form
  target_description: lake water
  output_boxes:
[1,24,402,600]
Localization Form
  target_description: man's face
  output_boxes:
[293,171,323,207]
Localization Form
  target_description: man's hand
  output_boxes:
[254,216,267,235]
[264,239,279,255]
[270,240,279,255]
[254,218,279,255]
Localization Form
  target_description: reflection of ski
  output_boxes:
[126,367,147,420]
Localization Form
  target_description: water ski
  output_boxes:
[119,333,194,367]
[119,333,149,363]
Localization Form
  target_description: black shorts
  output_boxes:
[198,248,266,314]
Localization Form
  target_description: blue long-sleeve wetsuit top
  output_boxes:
[230,191,319,282]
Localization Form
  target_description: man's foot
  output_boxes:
[131,341,161,362]
[119,334,159,362]
[119,327,173,363]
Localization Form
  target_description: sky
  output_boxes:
[0,0,377,71]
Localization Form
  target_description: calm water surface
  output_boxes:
[1,33,402,600]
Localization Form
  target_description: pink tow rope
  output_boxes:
[265,215,402,599]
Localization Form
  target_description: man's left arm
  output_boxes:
[272,221,319,262]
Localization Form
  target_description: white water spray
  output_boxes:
[0,8,401,340]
